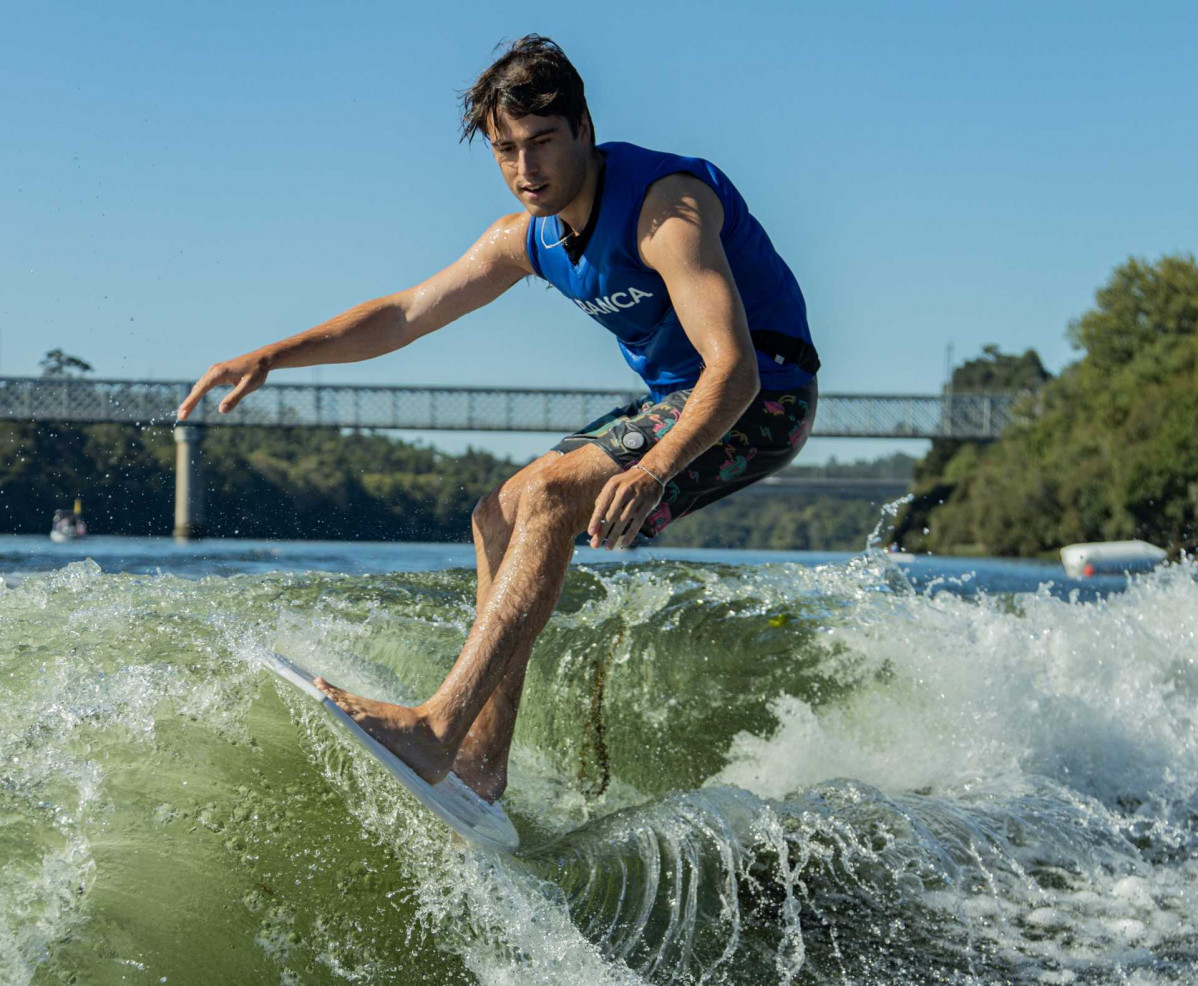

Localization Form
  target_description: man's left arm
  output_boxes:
[588,174,761,549]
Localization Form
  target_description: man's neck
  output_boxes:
[555,150,604,235]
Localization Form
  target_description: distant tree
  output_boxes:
[890,345,1053,550]
[40,349,94,378]
[947,344,1051,394]
[1067,254,1198,371]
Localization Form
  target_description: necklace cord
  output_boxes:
[539,216,577,250]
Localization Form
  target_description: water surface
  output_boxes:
[2,536,1194,984]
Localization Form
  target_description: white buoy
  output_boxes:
[1060,540,1166,578]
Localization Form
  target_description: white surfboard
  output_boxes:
[263,652,519,853]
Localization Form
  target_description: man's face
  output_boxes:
[489,110,591,217]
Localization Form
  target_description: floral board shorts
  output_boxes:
[552,377,818,538]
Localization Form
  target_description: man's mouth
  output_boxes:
[522,183,548,195]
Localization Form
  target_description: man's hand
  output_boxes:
[587,467,663,550]
[177,353,271,421]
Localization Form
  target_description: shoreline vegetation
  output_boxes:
[6,254,1195,557]
[892,254,1197,559]
[0,420,909,551]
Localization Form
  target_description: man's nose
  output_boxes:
[518,147,540,176]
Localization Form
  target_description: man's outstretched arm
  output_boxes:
[588,174,761,549]
[177,213,533,419]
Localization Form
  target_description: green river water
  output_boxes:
[2,538,1195,985]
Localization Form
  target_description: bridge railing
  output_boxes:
[0,377,1021,440]
[813,392,1020,439]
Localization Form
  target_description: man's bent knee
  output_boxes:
[473,452,564,542]
[471,488,507,542]
[517,448,619,532]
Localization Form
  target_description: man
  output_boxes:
[178,36,819,803]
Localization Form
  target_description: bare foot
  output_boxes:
[314,678,455,786]
[451,733,508,803]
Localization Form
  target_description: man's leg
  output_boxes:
[446,381,819,796]
[315,444,621,796]
[450,452,560,800]
[469,452,561,605]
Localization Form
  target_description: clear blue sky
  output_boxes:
[4,0,1195,463]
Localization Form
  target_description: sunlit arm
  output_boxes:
[635,175,760,483]
[586,175,760,550]
[177,213,532,419]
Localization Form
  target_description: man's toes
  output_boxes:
[315,679,361,714]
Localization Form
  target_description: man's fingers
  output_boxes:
[589,471,666,549]
[600,509,625,548]
[615,516,642,549]
[587,494,610,535]
[595,490,647,550]
[613,498,648,549]
[615,478,665,549]
[588,483,617,545]
[178,364,237,420]
[219,374,258,414]
[592,495,625,548]
[591,509,616,549]
[613,522,636,550]
[177,375,218,420]
[177,360,267,419]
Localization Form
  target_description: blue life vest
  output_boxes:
[525,141,819,402]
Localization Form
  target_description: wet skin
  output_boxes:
[313,113,760,802]
[315,443,631,801]
[313,114,618,802]
[184,106,758,803]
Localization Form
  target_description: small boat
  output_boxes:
[50,499,89,543]
[1060,540,1166,578]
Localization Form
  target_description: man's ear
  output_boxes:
[579,111,595,148]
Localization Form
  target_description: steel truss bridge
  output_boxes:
[2,377,1020,537]
[0,377,1019,440]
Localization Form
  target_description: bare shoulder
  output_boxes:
[475,211,535,275]
[637,173,725,267]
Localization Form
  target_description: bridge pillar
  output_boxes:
[173,424,206,540]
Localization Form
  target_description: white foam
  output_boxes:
[707,561,1198,981]
[714,561,1198,814]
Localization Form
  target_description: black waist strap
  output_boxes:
[751,330,821,375]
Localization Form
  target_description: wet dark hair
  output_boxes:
[460,35,591,144]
